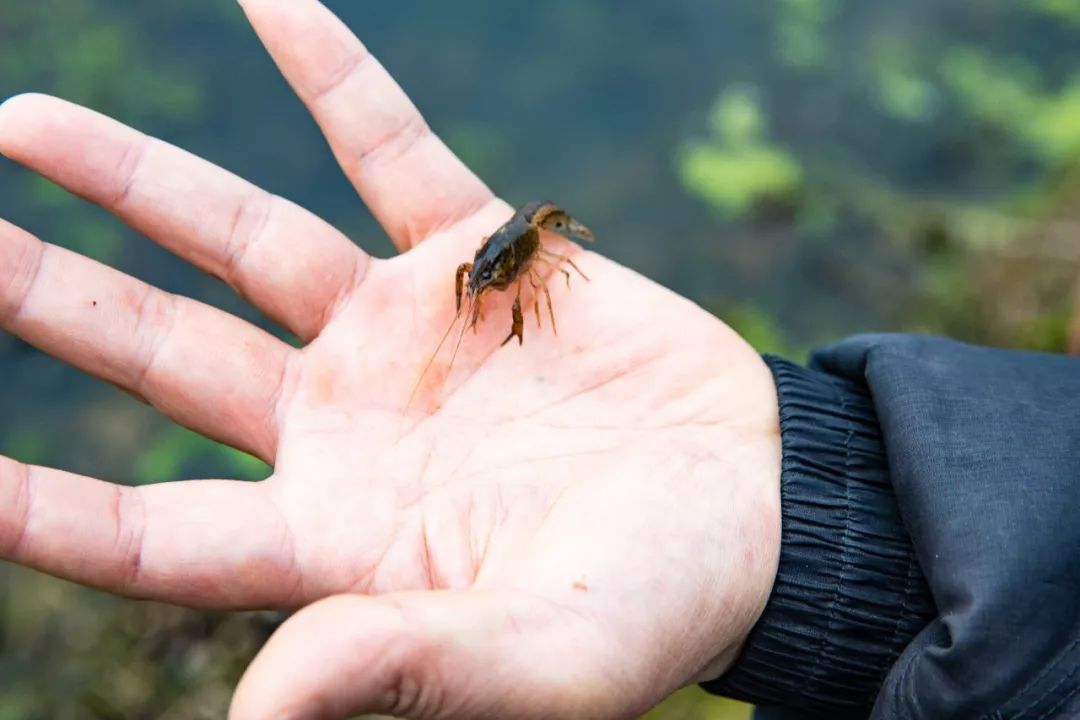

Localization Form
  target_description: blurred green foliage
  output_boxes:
[678,88,803,216]
[642,688,751,720]
[1036,0,1080,25]
[0,0,1078,717]
[134,427,270,486]
[773,0,839,70]
[676,0,1079,350]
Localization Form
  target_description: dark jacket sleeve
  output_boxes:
[702,334,1080,719]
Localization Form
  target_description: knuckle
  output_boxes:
[131,287,179,393]
[223,189,275,288]
[309,47,372,104]
[0,458,32,558]
[110,486,146,591]
[0,232,45,327]
[110,135,152,208]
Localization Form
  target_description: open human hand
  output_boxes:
[0,0,781,717]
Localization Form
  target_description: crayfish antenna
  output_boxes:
[403,295,470,415]
[444,292,475,386]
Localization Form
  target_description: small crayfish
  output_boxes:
[409,201,595,403]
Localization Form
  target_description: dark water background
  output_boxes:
[1,1,1078,716]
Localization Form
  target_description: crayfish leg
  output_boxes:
[529,267,557,335]
[455,262,472,312]
[538,247,590,283]
[527,271,542,330]
[501,282,525,346]
[470,293,487,333]
[535,255,573,289]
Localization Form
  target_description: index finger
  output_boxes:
[238,0,497,251]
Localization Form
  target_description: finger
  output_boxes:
[238,0,496,252]
[0,93,366,341]
[0,455,300,608]
[230,591,630,720]
[0,219,289,462]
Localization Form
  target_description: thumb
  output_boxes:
[228,590,635,720]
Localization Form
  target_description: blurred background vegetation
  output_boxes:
[1,0,1078,717]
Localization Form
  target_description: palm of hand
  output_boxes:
[266,218,778,716]
[0,0,781,717]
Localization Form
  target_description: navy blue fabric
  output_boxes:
[702,354,935,717]
[707,335,1080,719]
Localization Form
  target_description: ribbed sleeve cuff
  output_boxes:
[701,355,935,717]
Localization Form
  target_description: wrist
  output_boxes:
[691,351,784,684]
[700,355,935,714]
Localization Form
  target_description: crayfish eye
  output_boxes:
[480,268,493,282]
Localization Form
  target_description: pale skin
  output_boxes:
[0,0,782,718]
